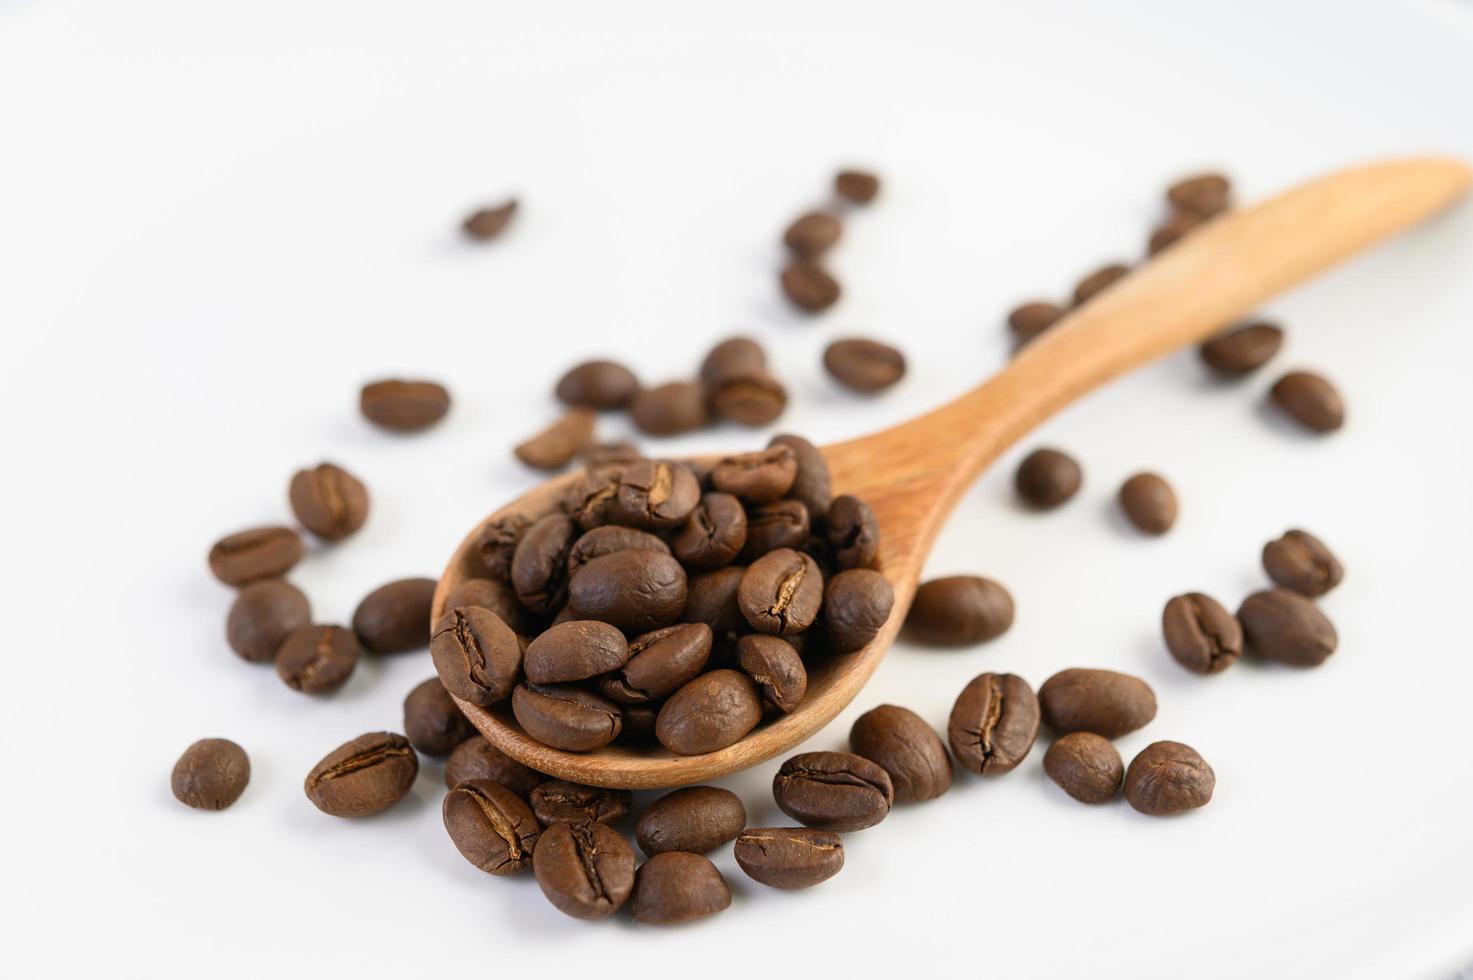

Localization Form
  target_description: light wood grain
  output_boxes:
[435,157,1470,789]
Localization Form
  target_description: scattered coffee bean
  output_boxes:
[905,575,1014,646]
[1118,472,1178,535]
[171,738,250,811]
[1072,263,1130,305]
[534,821,636,920]
[1237,588,1338,666]
[1262,529,1343,597]
[403,678,476,756]
[462,199,518,240]
[1038,668,1157,739]
[1124,740,1215,815]
[700,337,767,386]
[784,211,843,258]
[288,462,369,541]
[1167,173,1231,218]
[825,494,880,570]
[430,606,523,705]
[524,620,630,685]
[735,828,844,889]
[599,623,712,704]
[512,683,622,751]
[1270,370,1345,432]
[473,514,530,582]
[1043,732,1123,804]
[635,786,746,856]
[631,852,731,925]
[529,780,632,827]
[514,409,596,471]
[1199,321,1284,376]
[824,569,894,652]
[1162,593,1243,674]
[1147,211,1201,255]
[1008,300,1066,347]
[780,260,840,313]
[849,704,951,803]
[655,669,763,755]
[834,169,880,204]
[1015,448,1082,509]
[351,577,437,654]
[567,550,687,633]
[708,370,788,426]
[774,751,893,831]
[443,576,531,636]
[555,359,640,410]
[739,548,824,635]
[947,672,1039,775]
[823,338,906,393]
[359,379,451,432]
[227,579,310,663]
[208,526,305,587]
[630,381,709,436]
[768,433,832,520]
[736,634,807,713]
[614,459,702,530]
[305,732,418,818]
[710,446,798,503]
[672,493,748,570]
[511,513,577,612]
[443,736,543,796]
[276,624,361,694]
[443,778,540,874]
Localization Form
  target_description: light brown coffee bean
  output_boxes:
[514,409,596,471]
[359,379,450,431]
[1262,529,1343,597]
[462,200,517,240]
[172,738,250,811]
[905,575,1014,646]
[555,359,640,410]
[1162,593,1243,674]
[1118,472,1178,535]
[835,169,880,203]
[947,672,1039,775]
[1125,740,1215,815]
[630,381,709,436]
[1270,370,1345,432]
[780,260,840,313]
[823,338,906,393]
[305,732,418,818]
[1167,173,1231,218]
[1038,668,1157,739]
[208,526,305,587]
[738,548,824,635]
[784,211,842,258]
[288,462,369,540]
[1043,732,1123,804]
[276,624,361,694]
[443,778,540,874]
[227,579,310,663]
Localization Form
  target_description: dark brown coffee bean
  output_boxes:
[568,525,669,577]
[780,260,840,313]
[825,495,880,570]
[739,548,824,635]
[430,606,522,705]
[1007,301,1066,347]
[631,852,731,925]
[710,446,798,504]
[614,459,702,530]
[288,462,369,541]
[511,513,576,612]
[208,526,305,587]
[582,441,643,466]
[848,704,951,803]
[1072,263,1130,305]
[276,624,360,694]
[227,579,310,662]
[359,379,451,431]
[736,635,807,713]
[534,821,636,920]
[1199,321,1284,375]
[462,200,517,240]
[567,550,687,633]
[1015,448,1082,509]
[710,371,788,426]
[681,567,747,652]
[351,577,436,654]
[620,704,659,742]
[823,338,906,393]
[774,751,893,832]
[630,381,709,436]
[555,359,640,410]
[735,828,843,889]
[512,684,622,751]
[905,575,1013,646]
[740,499,809,561]
[768,433,832,520]
[835,169,880,204]
[563,465,627,531]
[1263,529,1343,597]
[524,620,630,685]
[672,493,747,571]
[655,669,762,755]
[824,569,894,653]
[1238,588,1338,666]
[1167,173,1231,218]
[443,577,532,636]
[1162,593,1243,674]
[171,738,250,811]
[473,514,530,582]
[305,732,418,818]
[635,786,746,856]
[1118,472,1178,535]
[1270,370,1345,432]
[443,736,543,796]
[443,778,539,874]
[1147,210,1202,255]
[599,623,712,704]
[1125,741,1215,815]
[1043,732,1123,804]
[1039,668,1157,738]
[783,211,842,258]
[403,678,476,756]
[700,337,767,386]
[514,409,596,471]
[529,780,632,827]
[947,672,1039,775]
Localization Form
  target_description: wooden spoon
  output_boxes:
[436,157,1470,789]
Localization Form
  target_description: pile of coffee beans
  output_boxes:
[778,168,881,314]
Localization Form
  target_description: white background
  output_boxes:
[3,1,1472,976]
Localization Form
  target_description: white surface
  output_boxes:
[3,1,1472,977]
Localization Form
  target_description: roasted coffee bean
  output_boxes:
[582,441,643,466]
[1237,588,1338,666]
[1044,732,1123,804]
[1270,370,1345,432]
[351,577,436,654]
[227,579,310,662]
[443,736,543,796]
[208,526,305,587]
[1007,301,1066,347]
[564,466,626,531]
[1262,529,1343,597]
[672,493,747,570]
[403,678,476,756]
[825,495,880,570]
[655,669,762,755]
[630,381,709,436]
[1124,741,1215,815]
[1162,593,1242,674]
[472,514,529,582]
[905,575,1013,646]
[599,623,712,704]
[524,620,630,685]
[276,624,361,694]
[512,684,622,751]
[736,635,807,713]
[567,550,688,633]
[171,738,250,811]
[443,778,540,874]
[430,606,522,705]
[359,379,451,431]
[555,359,640,410]
[768,433,832,519]
[511,513,576,612]
[947,672,1039,775]
[631,852,731,925]
[514,409,596,471]
[739,548,824,635]
[824,569,894,653]
[1199,321,1283,376]
[1147,211,1201,255]
[823,338,906,393]
[848,704,951,803]
[568,525,669,577]
[835,169,880,204]
[740,499,808,561]
[710,446,798,504]
[774,751,893,832]
[635,787,746,856]
[1015,448,1082,509]
[288,462,368,541]
[614,459,702,530]
[681,567,747,654]
[1167,173,1231,218]
[1118,472,1178,535]
[708,370,788,426]
[1072,263,1130,305]
[700,336,768,386]
[305,732,418,818]
[534,822,636,920]
[529,780,632,827]
[780,260,840,313]
[443,577,531,636]
[1039,668,1157,738]
[735,827,843,889]
[462,199,518,240]
[784,211,842,258]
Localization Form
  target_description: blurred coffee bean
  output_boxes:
[905,575,1013,646]
[359,379,450,431]
[1262,529,1343,597]
[1270,370,1345,432]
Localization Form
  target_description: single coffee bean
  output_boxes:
[848,704,951,803]
[1262,529,1343,597]
[1007,300,1065,347]
[1237,588,1338,666]
[351,577,436,654]
[682,567,747,651]
[403,678,476,756]
[227,579,310,663]
[1147,210,1201,255]
[208,526,305,587]
[430,606,522,705]
[1038,668,1157,738]
[462,199,517,239]
[512,684,622,752]
[443,778,540,875]
[947,672,1039,775]
[565,465,629,531]
[1199,321,1284,376]
[529,780,632,827]
[1270,370,1345,432]
[1162,593,1243,674]
[582,441,643,466]
[905,575,1013,646]
[709,370,788,426]
[1015,447,1082,509]
[567,550,688,633]
[443,736,543,796]
[735,827,843,889]
[835,168,880,204]
[780,260,840,313]
[1167,172,1231,218]
[524,620,630,685]
[630,381,709,436]
[774,751,894,832]
[534,822,636,920]
[631,852,731,925]
[473,513,530,582]
[359,379,451,431]
[655,669,763,755]
[740,499,809,561]
[171,738,250,811]
[305,732,418,818]
[825,495,880,570]
[599,623,712,704]
[824,569,894,653]
[738,548,824,635]
[514,409,596,471]
[768,433,832,520]
[1125,740,1215,815]
[614,459,701,530]
[672,493,747,570]
[288,462,369,540]
[736,634,807,713]
[784,210,843,258]
[568,527,670,579]
[699,336,767,386]
[511,513,577,612]
[276,624,361,694]
[1118,472,1178,535]
[823,338,906,393]
[443,576,532,636]
[635,786,746,856]
[555,359,640,410]
[1044,732,1123,804]
[710,445,798,504]
[1072,263,1130,305]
